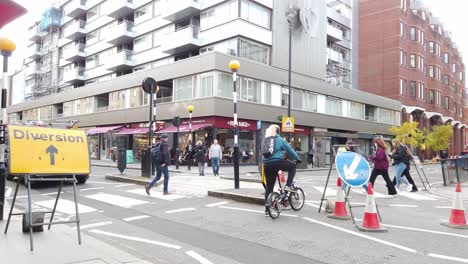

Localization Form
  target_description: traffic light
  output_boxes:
[172,116,180,127]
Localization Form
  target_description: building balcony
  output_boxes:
[106,21,134,45]
[430,16,441,25]
[327,48,343,64]
[163,0,201,22]
[63,20,86,40]
[63,43,86,62]
[327,24,343,42]
[26,45,44,60]
[107,0,134,18]
[161,25,200,55]
[28,27,46,42]
[64,0,87,18]
[327,7,351,27]
[62,67,86,84]
[25,63,42,77]
[105,50,133,71]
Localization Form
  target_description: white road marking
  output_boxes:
[313,186,336,197]
[35,199,97,214]
[7,195,28,199]
[89,229,181,249]
[303,217,417,253]
[5,187,11,198]
[123,215,150,222]
[397,192,437,201]
[351,189,387,198]
[186,250,214,264]
[165,208,196,214]
[435,206,452,209]
[218,206,298,218]
[79,187,105,192]
[41,192,64,196]
[115,183,135,188]
[75,221,112,230]
[381,224,468,239]
[428,253,468,263]
[127,189,185,200]
[388,204,418,208]
[204,201,230,207]
[85,193,149,207]
[87,181,119,185]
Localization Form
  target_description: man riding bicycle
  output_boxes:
[262,124,301,215]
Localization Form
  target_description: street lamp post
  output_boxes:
[286,7,298,143]
[229,60,240,189]
[187,105,194,171]
[141,77,158,178]
[0,37,16,221]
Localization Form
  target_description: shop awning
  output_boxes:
[0,0,27,29]
[156,123,211,134]
[115,127,150,135]
[86,125,122,135]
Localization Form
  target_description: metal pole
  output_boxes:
[188,113,192,171]
[0,55,8,220]
[233,71,240,189]
[146,88,153,178]
[287,23,292,143]
[176,125,180,169]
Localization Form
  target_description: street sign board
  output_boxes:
[8,125,90,175]
[126,150,134,164]
[335,151,370,187]
[281,116,295,133]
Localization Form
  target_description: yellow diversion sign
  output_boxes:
[8,125,90,175]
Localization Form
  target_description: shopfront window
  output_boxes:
[217,129,256,164]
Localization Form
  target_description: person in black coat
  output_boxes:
[391,144,418,192]
[195,140,206,176]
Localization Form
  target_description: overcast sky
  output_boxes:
[0,0,467,84]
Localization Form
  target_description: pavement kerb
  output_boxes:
[220,176,261,183]
[207,190,264,205]
[93,163,184,174]
[106,174,162,187]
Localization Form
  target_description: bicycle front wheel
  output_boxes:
[289,187,305,211]
[267,192,281,219]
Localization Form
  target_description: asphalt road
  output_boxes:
[4,165,468,264]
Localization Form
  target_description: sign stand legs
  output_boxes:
[412,160,430,191]
[344,186,355,224]
[26,175,34,251]
[48,180,63,230]
[4,176,20,234]
[318,152,335,213]
[72,175,82,245]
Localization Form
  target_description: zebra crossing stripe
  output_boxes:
[85,193,149,207]
[313,186,336,197]
[35,199,97,214]
[127,189,185,200]
[397,192,437,201]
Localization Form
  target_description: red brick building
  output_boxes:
[359,0,466,158]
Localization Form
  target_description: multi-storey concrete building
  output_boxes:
[359,0,467,157]
[9,0,401,166]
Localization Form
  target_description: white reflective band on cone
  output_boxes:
[336,186,345,202]
[453,192,464,210]
[364,195,377,214]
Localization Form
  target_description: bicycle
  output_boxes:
[266,170,305,219]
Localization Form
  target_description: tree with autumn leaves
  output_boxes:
[390,122,453,154]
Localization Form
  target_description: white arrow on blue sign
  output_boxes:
[335,151,370,187]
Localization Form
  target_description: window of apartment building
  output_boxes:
[452,82,457,93]
[401,0,406,11]
[454,102,457,114]
[241,0,271,29]
[400,22,406,38]
[86,30,99,46]
[460,71,464,81]
[291,89,303,110]
[419,83,425,100]
[133,34,152,53]
[429,41,434,53]
[87,5,100,23]
[445,96,450,110]
[400,78,407,95]
[437,43,441,56]
[350,102,364,119]
[444,75,450,86]
[444,53,449,64]
[281,88,289,108]
[437,66,441,80]
[410,81,416,97]
[201,38,237,56]
[429,90,435,104]
[410,27,416,41]
[429,65,434,78]
[240,77,261,102]
[135,3,153,24]
[86,54,99,69]
[326,97,342,116]
[239,38,269,64]
[419,30,424,45]
[174,75,195,101]
[410,54,416,68]
[452,63,457,73]
[400,50,407,66]
[200,0,238,30]
[195,73,214,98]
[437,91,442,105]
[303,92,318,112]
[419,56,424,71]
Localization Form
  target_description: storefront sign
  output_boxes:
[180,117,257,131]
[126,150,134,163]
[294,126,310,135]
[8,125,90,175]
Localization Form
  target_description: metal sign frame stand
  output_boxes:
[412,159,430,191]
[4,174,81,251]
[318,145,382,225]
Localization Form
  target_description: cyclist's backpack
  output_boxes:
[261,136,276,159]
[151,143,162,162]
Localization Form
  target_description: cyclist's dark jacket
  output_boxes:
[263,135,299,163]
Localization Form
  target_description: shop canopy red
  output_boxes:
[115,127,149,135]
[86,125,122,135]
[156,123,211,134]
[0,0,27,29]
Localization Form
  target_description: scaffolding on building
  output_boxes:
[326,61,351,89]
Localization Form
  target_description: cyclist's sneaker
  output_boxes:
[284,186,297,193]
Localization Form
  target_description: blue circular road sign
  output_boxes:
[335,151,370,187]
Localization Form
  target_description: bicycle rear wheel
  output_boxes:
[289,187,305,211]
[267,192,281,219]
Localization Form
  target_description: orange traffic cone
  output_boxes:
[357,183,387,232]
[327,178,351,220]
[441,182,468,229]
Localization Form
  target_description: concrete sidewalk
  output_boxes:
[429,182,468,200]
[0,211,150,264]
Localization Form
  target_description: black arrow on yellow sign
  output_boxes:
[46,145,58,165]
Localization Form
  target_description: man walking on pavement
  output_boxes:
[145,134,171,195]
[209,139,222,176]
